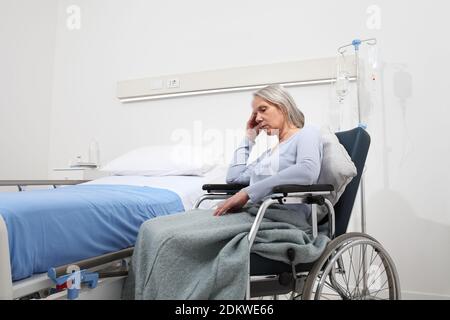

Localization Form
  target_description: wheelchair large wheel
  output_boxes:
[302,232,401,300]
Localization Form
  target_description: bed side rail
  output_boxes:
[9,247,134,299]
[0,180,90,191]
[54,247,133,277]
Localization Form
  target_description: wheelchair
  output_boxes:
[194,127,401,300]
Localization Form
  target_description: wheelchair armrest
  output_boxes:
[194,184,248,209]
[272,184,334,194]
[202,184,249,194]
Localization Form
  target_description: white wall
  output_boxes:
[49,0,362,170]
[0,0,58,180]
[21,0,450,298]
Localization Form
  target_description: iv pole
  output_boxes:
[337,38,377,298]
[337,38,377,235]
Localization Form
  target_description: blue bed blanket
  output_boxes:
[0,184,184,281]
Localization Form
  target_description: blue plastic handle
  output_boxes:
[352,39,362,51]
[47,268,99,299]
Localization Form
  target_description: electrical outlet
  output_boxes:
[167,78,180,88]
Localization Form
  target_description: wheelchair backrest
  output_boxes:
[333,127,371,237]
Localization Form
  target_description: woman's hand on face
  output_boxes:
[213,191,250,216]
[246,112,261,142]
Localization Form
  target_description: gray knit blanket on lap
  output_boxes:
[122,205,329,300]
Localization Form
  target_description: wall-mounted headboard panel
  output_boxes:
[117,56,356,102]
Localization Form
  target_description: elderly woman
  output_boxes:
[123,84,328,300]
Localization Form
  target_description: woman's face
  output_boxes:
[251,96,286,136]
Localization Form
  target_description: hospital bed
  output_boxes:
[0,168,226,300]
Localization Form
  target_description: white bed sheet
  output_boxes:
[83,166,227,210]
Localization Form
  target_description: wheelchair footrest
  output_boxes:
[250,274,306,298]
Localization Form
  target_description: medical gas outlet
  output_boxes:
[167,78,180,88]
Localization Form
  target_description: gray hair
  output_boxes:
[253,84,305,128]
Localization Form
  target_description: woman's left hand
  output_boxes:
[213,191,250,216]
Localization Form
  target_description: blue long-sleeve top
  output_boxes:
[226,125,323,204]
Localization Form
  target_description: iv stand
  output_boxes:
[338,38,377,298]
[337,38,377,235]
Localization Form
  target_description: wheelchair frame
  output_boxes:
[195,183,401,300]
[195,126,401,300]
[194,184,336,299]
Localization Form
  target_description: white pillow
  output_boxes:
[100,145,223,177]
[318,126,357,206]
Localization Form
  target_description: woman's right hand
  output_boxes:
[246,112,261,142]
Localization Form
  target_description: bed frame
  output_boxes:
[0,180,132,300]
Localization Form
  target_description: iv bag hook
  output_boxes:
[338,38,377,55]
